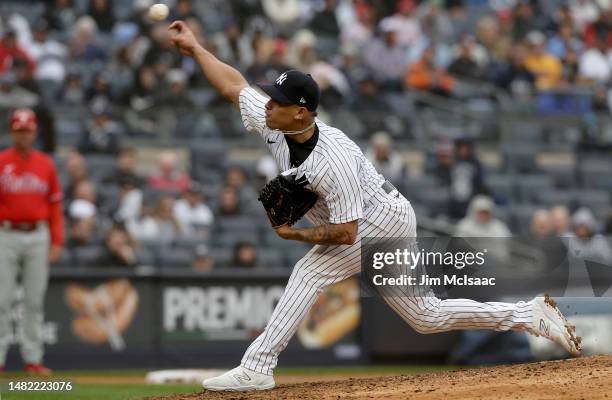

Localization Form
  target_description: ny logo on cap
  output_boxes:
[299,97,306,104]
[276,72,288,86]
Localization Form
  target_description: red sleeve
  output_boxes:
[47,161,64,246]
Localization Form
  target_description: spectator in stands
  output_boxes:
[511,1,545,41]
[494,44,535,98]
[230,241,259,268]
[218,186,242,217]
[352,75,391,133]
[147,151,191,192]
[86,71,113,105]
[445,137,486,219]
[225,166,258,212]
[170,0,200,22]
[0,73,38,109]
[174,183,214,240]
[114,175,143,223]
[476,15,512,67]
[547,22,583,60]
[60,72,85,104]
[405,45,456,96]
[523,31,562,91]
[604,211,612,235]
[25,20,68,83]
[68,180,98,246]
[578,38,612,84]
[102,147,144,187]
[456,195,511,261]
[309,0,340,38]
[99,224,138,267]
[192,244,214,271]
[366,132,405,187]
[124,66,161,136]
[77,99,121,154]
[262,0,300,27]
[363,18,409,90]
[64,151,89,204]
[255,155,278,187]
[340,1,375,47]
[550,205,571,236]
[156,69,194,108]
[569,208,612,266]
[68,16,107,62]
[44,0,78,32]
[246,37,290,84]
[127,196,181,243]
[89,0,115,32]
[0,29,35,76]
[380,0,422,47]
[448,35,485,82]
[582,5,612,48]
[528,209,567,271]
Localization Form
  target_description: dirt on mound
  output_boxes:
[144,355,612,400]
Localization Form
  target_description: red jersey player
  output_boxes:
[0,108,64,375]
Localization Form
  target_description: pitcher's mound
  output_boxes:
[144,355,612,400]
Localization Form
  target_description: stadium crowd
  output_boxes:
[0,0,611,269]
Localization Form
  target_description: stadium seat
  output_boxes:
[72,245,107,266]
[258,248,284,268]
[157,248,193,268]
[501,144,539,173]
[509,205,538,234]
[329,110,366,140]
[540,164,576,188]
[485,174,516,203]
[534,190,572,207]
[209,247,232,266]
[218,216,259,233]
[515,174,555,203]
[572,190,611,211]
[190,144,228,180]
[510,122,544,143]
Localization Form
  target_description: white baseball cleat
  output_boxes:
[202,366,275,391]
[528,295,582,356]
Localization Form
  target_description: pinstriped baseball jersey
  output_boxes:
[240,87,387,226]
[237,86,539,377]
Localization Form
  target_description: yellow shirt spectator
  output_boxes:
[524,53,562,90]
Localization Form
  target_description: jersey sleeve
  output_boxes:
[322,158,363,224]
[239,87,268,135]
[47,160,64,246]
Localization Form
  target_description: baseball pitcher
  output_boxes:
[168,21,581,391]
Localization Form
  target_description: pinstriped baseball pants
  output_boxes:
[241,195,534,375]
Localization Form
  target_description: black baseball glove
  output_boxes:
[258,172,318,228]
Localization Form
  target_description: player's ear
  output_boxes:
[294,106,306,121]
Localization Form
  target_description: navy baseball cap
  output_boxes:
[258,70,320,112]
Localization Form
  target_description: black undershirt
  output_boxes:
[285,124,319,167]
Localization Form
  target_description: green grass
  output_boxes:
[0,365,461,400]
[0,383,200,400]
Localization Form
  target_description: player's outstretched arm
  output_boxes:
[274,220,358,246]
[168,20,248,108]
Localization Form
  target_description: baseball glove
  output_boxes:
[258,172,318,228]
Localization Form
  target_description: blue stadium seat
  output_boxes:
[535,190,572,207]
[218,216,259,233]
[485,174,516,203]
[157,248,192,268]
[572,190,611,211]
[209,247,232,266]
[501,143,539,173]
[72,245,107,266]
[258,248,284,268]
[515,174,555,203]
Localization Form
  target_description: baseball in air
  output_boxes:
[149,3,169,21]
